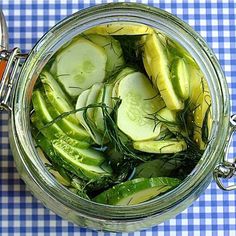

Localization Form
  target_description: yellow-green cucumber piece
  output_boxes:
[193,93,211,150]
[116,72,164,141]
[141,33,184,110]
[82,34,125,77]
[164,35,195,65]
[93,177,181,205]
[76,89,104,145]
[157,107,180,133]
[86,83,103,120]
[154,126,174,141]
[188,64,205,106]
[52,139,106,166]
[133,139,187,153]
[94,83,113,132]
[40,70,78,124]
[188,64,211,149]
[53,38,107,97]
[171,58,190,100]
[85,23,154,35]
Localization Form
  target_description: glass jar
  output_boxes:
[0,3,235,232]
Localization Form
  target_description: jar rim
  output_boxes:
[10,2,230,228]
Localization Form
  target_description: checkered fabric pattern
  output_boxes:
[0,0,236,235]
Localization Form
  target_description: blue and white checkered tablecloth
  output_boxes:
[1,0,236,235]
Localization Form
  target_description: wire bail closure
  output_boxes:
[213,114,236,191]
[0,48,27,111]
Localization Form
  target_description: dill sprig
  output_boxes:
[35,94,145,162]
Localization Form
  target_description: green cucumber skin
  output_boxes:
[51,145,112,181]
[33,89,91,142]
[45,102,91,142]
[40,70,78,124]
[35,132,107,185]
[34,133,56,162]
[31,112,64,140]
[32,113,90,149]
[52,139,106,166]
[93,177,181,205]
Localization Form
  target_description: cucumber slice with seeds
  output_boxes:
[133,140,187,153]
[54,38,107,97]
[116,72,164,141]
[83,34,125,77]
[52,139,106,166]
[93,177,181,205]
[52,143,112,181]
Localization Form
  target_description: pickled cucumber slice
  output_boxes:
[133,140,187,153]
[52,145,112,181]
[94,83,113,131]
[40,70,78,124]
[157,107,180,133]
[76,89,104,145]
[54,38,107,97]
[111,67,136,103]
[52,139,106,166]
[83,34,125,77]
[188,64,211,149]
[142,33,184,110]
[171,58,190,100]
[86,83,103,120]
[54,155,111,181]
[93,177,181,205]
[116,72,164,141]
[32,89,91,142]
[85,23,154,35]
[31,111,64,140]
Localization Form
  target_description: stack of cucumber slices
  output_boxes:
[31,23,212,206]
